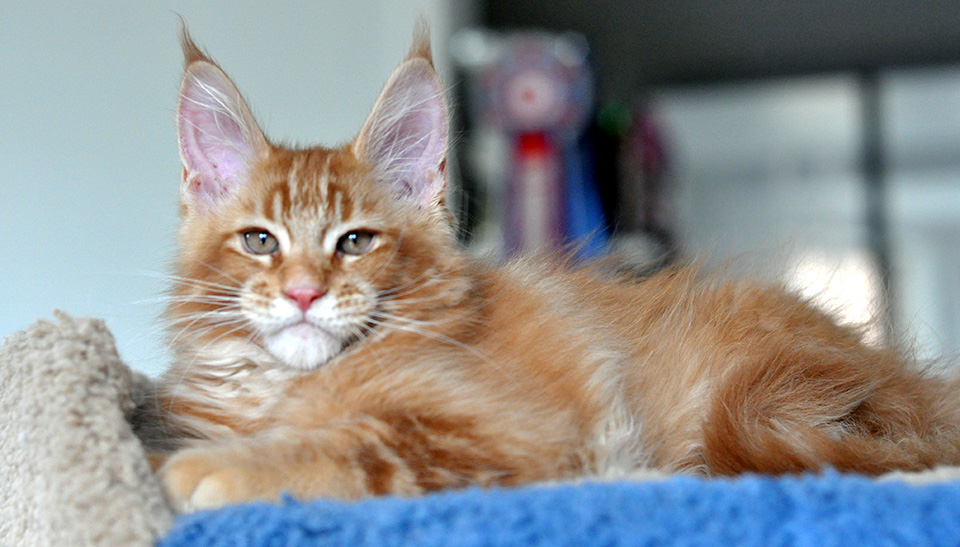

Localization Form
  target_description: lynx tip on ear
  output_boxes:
[177,17,213,67]
[407,17,434,67]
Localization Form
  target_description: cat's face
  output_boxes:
[169,30,459,371]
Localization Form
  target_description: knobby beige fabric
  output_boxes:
[0,312,172,546]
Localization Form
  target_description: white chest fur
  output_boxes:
[162,339,298,439]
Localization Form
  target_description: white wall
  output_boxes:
[654,71,960,362]
[654,76,869,276]
[0,1,475,375]
[653,76,882,344]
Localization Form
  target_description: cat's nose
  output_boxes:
[284,286,326,312]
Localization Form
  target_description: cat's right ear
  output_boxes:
[177,31,268,212]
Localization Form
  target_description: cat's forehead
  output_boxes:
[248,147,390,229]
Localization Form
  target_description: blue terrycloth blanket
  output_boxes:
[160,473,960,546]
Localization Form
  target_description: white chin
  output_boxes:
[264,323,341,371]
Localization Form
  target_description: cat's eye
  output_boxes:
[242,229,279,255]
[336,230,376,256]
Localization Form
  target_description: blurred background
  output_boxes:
[3,1,960,375]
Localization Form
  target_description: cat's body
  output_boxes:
[156,27,960,512]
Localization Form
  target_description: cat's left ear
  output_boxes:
[353,27,448,211]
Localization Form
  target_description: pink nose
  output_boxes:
[284,286,326,312]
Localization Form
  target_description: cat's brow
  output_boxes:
[269,186,287,223]
[332,185,347,223]
[292,152,335,220]
[285,154,305,209]
[318,153,333,209]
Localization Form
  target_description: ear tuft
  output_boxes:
[353,28,448,211]
[407,17,434,67]
[178,20,213,68]
[176,34,267,211]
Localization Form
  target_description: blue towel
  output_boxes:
[160,473,960,546]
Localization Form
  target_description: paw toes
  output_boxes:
[189,472,234,511]
[159,450,271,512]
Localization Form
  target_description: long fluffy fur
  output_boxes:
[155,28,960,512]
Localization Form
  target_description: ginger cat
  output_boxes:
[156,26,960,512]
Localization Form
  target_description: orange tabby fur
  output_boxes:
[156,27,960,512]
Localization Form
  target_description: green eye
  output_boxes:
[242,229,279,255]
[336,230,375,256]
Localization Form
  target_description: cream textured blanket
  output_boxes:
[0,312,173,546]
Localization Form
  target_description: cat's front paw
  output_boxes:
[158,446,271,512]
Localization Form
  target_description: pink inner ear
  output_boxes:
[178,63,259,207]
[361,63,448,206]
[371,105,444,198]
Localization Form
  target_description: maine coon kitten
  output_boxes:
[156,26,960,512]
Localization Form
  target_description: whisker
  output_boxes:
[166,310,249,345]
[370,310,465,328]
[134,294,245,306]
[364,314,506,378]
[351,326,390,374]
[140,271,243,293]
[377,291,456,309]
[377,272,442,298]
[160,322,262,415]
[197,260,243,286]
